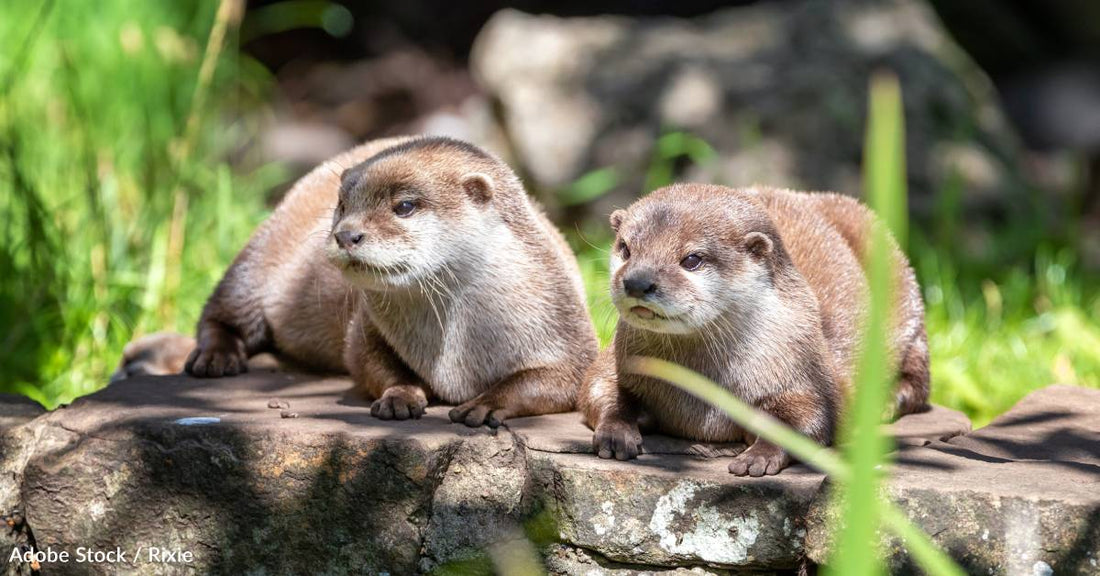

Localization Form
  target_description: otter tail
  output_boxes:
[112,331,196,382]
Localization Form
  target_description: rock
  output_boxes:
[260,121,355,172]
[805,385,1100,575]
[544,543,750,575]
[18,371,485,575]
[884,404,972,448]
[1,395,45,576]
[512,406,968,571]
[471,0,1028,218]
[0,394,44,429]
[5,374,1098,574]
[943,384,1100,466]
[530,452,822,570]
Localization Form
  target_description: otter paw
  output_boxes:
[370,387,428,420]
[593,419,643,461]
[184,341,247,378]
[728,443,790,477]
[448,397,513,428]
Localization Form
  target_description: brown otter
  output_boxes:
[580,184,930,475]
[120,136,598,426]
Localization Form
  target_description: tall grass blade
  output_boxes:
[826,71,907,576]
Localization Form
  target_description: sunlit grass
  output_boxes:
[0,0,281,407]
[919,245,1100,426]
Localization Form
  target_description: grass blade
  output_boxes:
[826,71,908,576]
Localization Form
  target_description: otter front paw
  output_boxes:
[185,339,247,378]
[728,442,790,477]
[371,386,428,420]
[448,396,512,428]
[593,419,643,460]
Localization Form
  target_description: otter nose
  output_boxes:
[334,230,365,250]
[623,272,658,299]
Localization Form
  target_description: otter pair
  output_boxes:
[118,137,929,476]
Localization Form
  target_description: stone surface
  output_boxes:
[471,0,1028,220]
[544,544,753,575]
[2,375,1097,575]
[1,395,45,576]
[0,395,43,430]
[806,385,1100,575]
[943,384,1100,467]
[14,371,505,575]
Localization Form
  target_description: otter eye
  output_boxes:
[393,200,417,217]
[618,241,631,260]
[680,254,703,271]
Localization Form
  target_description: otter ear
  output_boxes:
[461,173,493,204]
[610,209,627,232]
[743,231,773,260]
[339,164,364,191]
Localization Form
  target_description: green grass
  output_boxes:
[0,0,281,407]
[919,244,1100,426]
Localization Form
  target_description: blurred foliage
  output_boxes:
[0,0,283,407]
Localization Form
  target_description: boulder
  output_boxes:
[471,0,1028,219]
[3,373,1097,575]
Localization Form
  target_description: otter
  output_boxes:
[119,136,597,426]
[580,184,929,476]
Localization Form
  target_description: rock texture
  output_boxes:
[807,385,1100,575]
[1,395,44,576]
[470,0,1027,219]
[2,375,1098,575]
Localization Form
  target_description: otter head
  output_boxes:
[608,185,781,335]
[325,138,501,291]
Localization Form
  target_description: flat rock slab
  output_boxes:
[943,384,1100,467]
[2,375,1098,575]
[807,385,1100,575]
